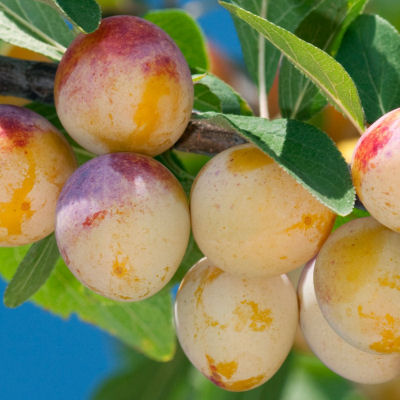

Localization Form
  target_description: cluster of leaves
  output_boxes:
[0,0,400,371]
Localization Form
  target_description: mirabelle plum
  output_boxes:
[55,152,190,301]
[175,258,298,391]
[299,259,400,384]
[314,217,400,355]
[352,108,400,231]
[190,144,336,277]
[54,15,193,156]
[337,137,358,164]
[0,105,76,246]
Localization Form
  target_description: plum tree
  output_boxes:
[299,259,400,384]
[55,152,190,301]
[174,257,298,391]
[314,217,400,355]
[190,144,336,277]
[0,105,76,246]
[352,108,400,232]
[54,15,193,156]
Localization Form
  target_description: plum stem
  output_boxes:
[258,0,269,119]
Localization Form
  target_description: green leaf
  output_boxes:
[333,207,369,231]
[221,1,365,134]
[52,0,101,33]
[279,0,368,121]
[0,246,176,361]
[145,9,209,70]
[194,83,222,112]
[193,73,253,115]
[196,112,355,216]
[0,0,74,60]
[3,234,59,308]
[337,14,400,124]
[230,0,323,95]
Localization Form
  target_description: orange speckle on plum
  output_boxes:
[227,147,273,174]
[378,274,400,291]
[224,375,265,391]
[0,149,36,237]
[206,354,238,382]
[194,266,223,306]
[358,306,400,353]
[233,300,272,332]
[112,253,129,277]
[82,210,107,228]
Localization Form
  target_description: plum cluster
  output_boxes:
[175,114,400,389]
[2,13,400,393]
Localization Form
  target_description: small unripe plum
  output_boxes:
[190,144,336,277]
[299,259,400,384]
[175,258,298,391]
[314,217,400,355]
[55,152,190,301]
[352,108,400,232]
[54,16,193,156]
[0,105,76,246]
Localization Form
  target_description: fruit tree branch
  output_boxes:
[0,55,245,155]
[0,55,57,105]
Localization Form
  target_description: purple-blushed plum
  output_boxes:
[54,16,193,156]
[352,108,400,232]
[314,217,400,355]
[190,144,336,277]
[175,258,298,392]
[55,152,190,301]
[0,105,76,246]
[299,259,400,384]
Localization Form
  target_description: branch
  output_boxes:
[0,55,57,104]
[0,56,245,155]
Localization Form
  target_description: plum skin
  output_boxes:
[175,258,298,391]
[351,108,400,232]
[314,217,400,355]
[190,144,336,277]
[299,259,400,384]
[55,152,190,302]
[54,15,193,157]
[0,105,77,246]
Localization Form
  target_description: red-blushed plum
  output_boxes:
[55,153,190,301]
[54,16,193,157]
[175,258,298,392]
[190,144,336,277]
[299,259,400,384]
[0,105,76,246]
[314,217,400,355]
[352,108,400,232]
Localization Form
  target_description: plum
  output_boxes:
[352,108,400,232]
[54,16,193,156]
[299,259,400,384]
[175,258,298,391]
[55,152,190,301]
[314,217,400,355]
[0,105,76,246]
[190,144,336,277]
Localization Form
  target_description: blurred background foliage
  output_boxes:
[2,0,400,399]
